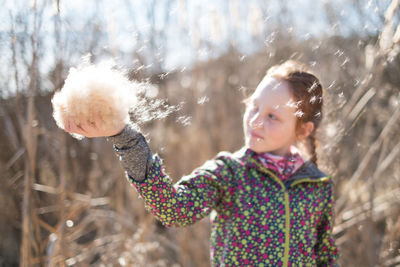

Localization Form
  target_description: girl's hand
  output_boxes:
[64,114,126,138]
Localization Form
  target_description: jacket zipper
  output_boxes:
[251,159,290,267]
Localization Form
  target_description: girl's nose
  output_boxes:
[249,114,263,129]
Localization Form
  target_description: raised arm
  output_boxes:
[63,116,232,227]
[107,125,232,227]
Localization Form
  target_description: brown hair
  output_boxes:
[266,60,323,165]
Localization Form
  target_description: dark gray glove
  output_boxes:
[107,124,152,182]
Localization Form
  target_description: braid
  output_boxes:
[308,133,318,166]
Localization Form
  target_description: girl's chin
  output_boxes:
[246,143,266,153]
[245,136,268,152]
[246,141,279,154]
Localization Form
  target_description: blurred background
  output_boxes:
[1,0,399,266]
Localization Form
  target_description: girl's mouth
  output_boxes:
[249,130,264,140]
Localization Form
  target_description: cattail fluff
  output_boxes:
[52,61,138,139]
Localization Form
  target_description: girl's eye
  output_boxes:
[268,113,278,120]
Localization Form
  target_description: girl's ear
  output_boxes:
[297,121,314,141]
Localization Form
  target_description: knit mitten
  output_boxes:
[107,124,152,182]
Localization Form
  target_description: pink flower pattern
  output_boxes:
[256,146,305,181]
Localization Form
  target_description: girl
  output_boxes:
[64,60,338,266]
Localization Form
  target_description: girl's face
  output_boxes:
[243,77,299,156]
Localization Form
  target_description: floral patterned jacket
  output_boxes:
[110,128,338,266]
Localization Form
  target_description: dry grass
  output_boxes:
[1,0,400,266]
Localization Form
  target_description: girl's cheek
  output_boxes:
[264,119,273,128]
[266,122,282,137]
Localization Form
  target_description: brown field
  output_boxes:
[1,1,399,266]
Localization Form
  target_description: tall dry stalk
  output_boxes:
[1,0,399,266]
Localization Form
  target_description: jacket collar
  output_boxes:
[235,147,328,181]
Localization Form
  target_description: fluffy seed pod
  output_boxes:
[52,61,138,139]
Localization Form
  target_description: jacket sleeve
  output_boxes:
[107,124,232,227]
[130,155,231,227]
[315,182,339,266]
